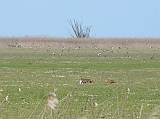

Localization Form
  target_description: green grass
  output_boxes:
[0,47,160,119]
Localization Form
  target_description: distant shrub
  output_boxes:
[67,19,91,38]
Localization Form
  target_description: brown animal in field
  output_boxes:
[80,78,93,84]
[108,79,115,84]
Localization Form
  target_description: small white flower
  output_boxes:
[127,88,130,94]
[5,95,9,102]
[94,102,98,107]
[18,88,21,92]
[0,89,2,96]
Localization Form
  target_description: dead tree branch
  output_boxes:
[67,19,91,38]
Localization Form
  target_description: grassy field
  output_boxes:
[0,37,160,119]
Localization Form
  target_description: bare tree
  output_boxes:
[67,19,91,38]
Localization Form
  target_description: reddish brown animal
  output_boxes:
[80,78,93,84]
[108,79,115,84]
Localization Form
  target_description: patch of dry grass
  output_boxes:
[0,37,160,49]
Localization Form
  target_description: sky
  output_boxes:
[0,0,160,38]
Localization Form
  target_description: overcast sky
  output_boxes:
[0,0,160,38]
